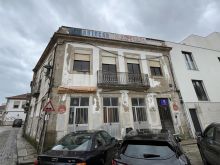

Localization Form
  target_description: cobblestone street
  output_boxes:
[0,126,19,165]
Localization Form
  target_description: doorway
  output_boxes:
[189,108,202,133]
[157,98,175,134]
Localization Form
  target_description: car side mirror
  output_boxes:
[195,131,203,137]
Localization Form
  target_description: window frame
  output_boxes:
[71,48,93,74]
[182,51,198,70]
[150,66,163,76]
[192,80,209,101]
[13,101,20,109]
[103,97,119,123]
[69,97,89,124]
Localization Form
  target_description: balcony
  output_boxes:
[31,81,40,98]
[97,70,150,90]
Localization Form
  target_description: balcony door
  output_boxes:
[102,64,117,84]
[127,63,142,83]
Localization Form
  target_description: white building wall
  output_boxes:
[167,40,220,136]
[4,99,26,125]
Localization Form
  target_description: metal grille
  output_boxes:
[132,107,147,122]
[75,108,88,124]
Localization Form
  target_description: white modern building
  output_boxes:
[25,26,189,149]
[4,93,30,125]
[166,32,220,137]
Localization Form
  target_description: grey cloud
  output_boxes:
[0,0,220,103]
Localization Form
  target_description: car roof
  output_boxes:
[70,130,104,135]
[124,129,174,142]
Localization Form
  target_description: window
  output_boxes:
[192,80,208,101]
[182,51,197,70]
[69,97,89,124]
[103,97,119,123]
[73,60,90,72]
[13,101,20,109]
[149,60,163,76]
[132,98,147,122]
[73,48,91,72]
[218,57,220,62]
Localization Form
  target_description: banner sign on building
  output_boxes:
[68,27,162,46]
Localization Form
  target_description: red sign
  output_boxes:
[43,100,55,112]
[58,105,66,114]
[173,103,179,111]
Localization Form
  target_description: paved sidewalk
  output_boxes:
[181,139,203,165]
[17,128,37,165]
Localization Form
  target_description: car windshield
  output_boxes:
[123,141,175,159]
[51,133,92,151]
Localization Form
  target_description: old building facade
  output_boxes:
[166,32,220,137]
[25,27,188,149]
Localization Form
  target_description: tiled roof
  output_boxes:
[6,93,31,100]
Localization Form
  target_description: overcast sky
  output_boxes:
[0,0,220,103]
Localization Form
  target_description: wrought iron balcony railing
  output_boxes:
[97,70,149,90]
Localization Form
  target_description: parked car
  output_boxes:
[35,130,118,165]
[12,119,22,127]
[196,122,220,165]
[112,129,191,165]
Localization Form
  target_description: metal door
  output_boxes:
[69,107,88,132]
[103,107,120,139]
[132,107,148,130]
[157,98,175,134]
[189,108,202,133]
[131,98,148,130]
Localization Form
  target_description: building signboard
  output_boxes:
[68,27,162,46]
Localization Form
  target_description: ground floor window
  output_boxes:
[131,98,147,122]
[103,97,119,123]
[69,97,89,124]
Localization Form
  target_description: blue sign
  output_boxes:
[159,99,169,106]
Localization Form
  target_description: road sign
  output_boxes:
[58,105,66,114]
[43,100,55,112]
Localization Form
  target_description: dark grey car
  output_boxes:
[197,123,220,165]
[112,130,191,165]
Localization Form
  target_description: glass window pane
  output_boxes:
[70,98,79,106]
[132,98,138,106]
[103,107,108,123]
[138,98,145,106]
[68,107,74,124]
[82,61,90,72]
[103,98,110,106]
[80,97,89,106]
[133,64,140,74]
[132,107,137,121]
[73,60,82,71]
[124,144,174,158]
[111,98,118,106]
[127,63,133,73]
[109,64,117,73]
[192,80,208,101]
[102,64,109,72]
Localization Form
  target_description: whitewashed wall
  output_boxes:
[167,41,220,135]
